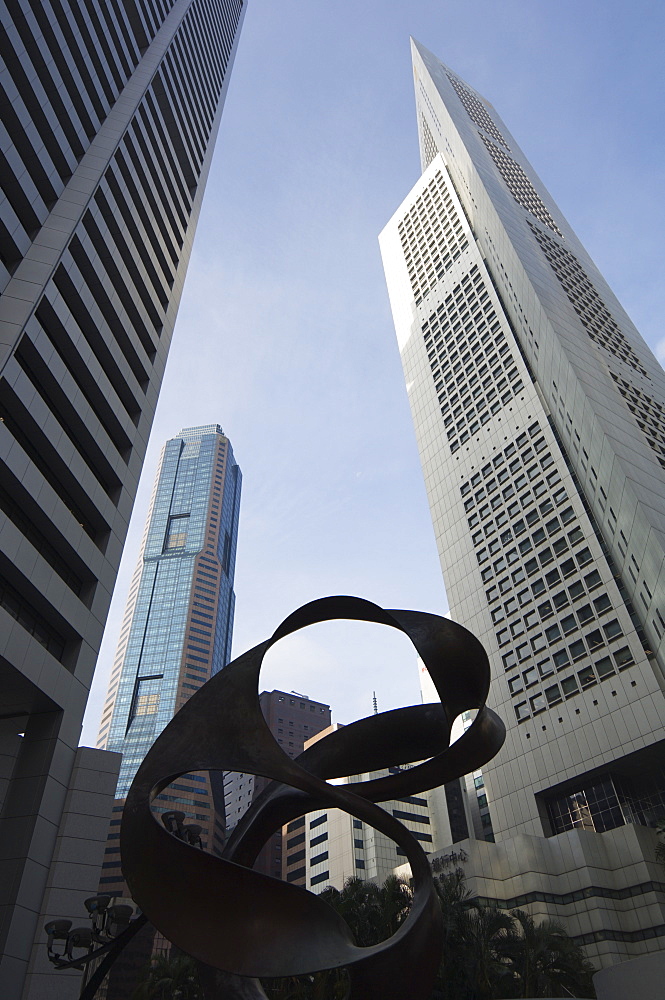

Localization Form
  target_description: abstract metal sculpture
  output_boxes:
[121,597,505,999]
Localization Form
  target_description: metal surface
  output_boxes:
[121,596,505,999]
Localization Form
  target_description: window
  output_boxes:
[561,614,577,635]
[523,667,537,687]
[508,675,524,695]
[553,649,570,669]
[586,629,603,651]
[578,665,596,688]
[603,619,622,641]
[545,684,562,706]
[561,676,579,698]
[164,513,190,550]
[502,651,517,670]
[614,646,634,668]
[595,655,615,678]
[569,639,586,661]
[577,604,594,625]
[553,591,569,611]
[545,623,561,642]
[515,701,529,722]
[568,580,585,600]
[530,693,546,713]
[584,570,602,590]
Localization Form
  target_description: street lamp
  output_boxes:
[45,810,203,998]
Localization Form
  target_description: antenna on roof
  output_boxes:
[372,691,378,715]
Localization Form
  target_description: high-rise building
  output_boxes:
[380,42,665,966]
[225,690,331,880]
[287,724,435,893]
[0,3,245,988]
[97,424,241,890]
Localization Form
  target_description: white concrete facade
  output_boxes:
[380,41,665,964]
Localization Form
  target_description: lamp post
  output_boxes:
[44,810,203,998]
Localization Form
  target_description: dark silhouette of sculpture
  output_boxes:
[121,597,505,999]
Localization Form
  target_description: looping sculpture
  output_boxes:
[121,597,505,999]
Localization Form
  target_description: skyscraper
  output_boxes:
[224,689,332,880]
[0,3,245,994]
[380,42,665,964]
[98,424,241,889]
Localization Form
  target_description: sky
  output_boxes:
[80,0,665,745]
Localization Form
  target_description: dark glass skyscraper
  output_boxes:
[0,3,245,995]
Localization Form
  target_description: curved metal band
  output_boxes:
[121,596,505,1000]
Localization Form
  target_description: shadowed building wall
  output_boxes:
[0,4,246,995]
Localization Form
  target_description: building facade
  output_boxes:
[380,42,665,966]
[0,3,245,996]
[285,724,435,893]
[224,690,331,879]
[97,424,241,889]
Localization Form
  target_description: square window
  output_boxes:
[515,702,530,722]
[560,506,575,524]
[595,655,615,678]
[511,568,526,584]
[584,570,602,591]
[577,604,594,624]
[486,586,498,603]
[552,537,569,556]
[491,608,505,624]
[524,609,539,628]
[504,597,518,615]
[568,580,585,600]
[525,558,539,576]
[613,646,634,669]
[530,693,546,714]
[538,658,553,677]
[506,548,519,565]
[601,619,622,642]
[508,675,524,695]
[561,614,577,634]
[511,621,525,638]
[517,642,530,662]
[502,651,517,670]
[531,633,546,653]
[513,519,526,536]
[545,623,561,642]
[499,578,512,595]
[586,628,603,651]
[561,676,579,697]
[489,539,501,555]
[545,568,561,587]
[577,665,596,688]
[481,567,494,583]
[532,528,547,545]
[538,600,553,620]
[531,578,546,597]
[496,628,509,646]
[545,684,562,705]
[569,639,586,661]
[576,547,592,567]
[553,649,570,669]
[553,591,569,611]
[568,526,585,545]
[538,548,554,566]
[493,556,506,572]
[519,538,533,556]
[526,510,540,527]
[518,588,532,607]
[561,558,576,577]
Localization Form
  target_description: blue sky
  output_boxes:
[80,0,665,744]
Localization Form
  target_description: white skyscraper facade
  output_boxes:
[381,42,665,964]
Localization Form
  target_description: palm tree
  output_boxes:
[132,952,203,1000]
[499,909,596,998]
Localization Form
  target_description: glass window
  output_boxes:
[561,558,576,577]
[569,639,586,661]
[502,651,517,670]
[508,675,524,695]
[577,604,594,625]
[614,646,634,669]
[164,514,190,551]
[603,619,622,641]
[561,676,579,697]
[561,614,577,635]
[515,702,529,722]
[593,594,611,614]
[595,655,615,679]
[586,629,603,651]
[545,623,561,642]
[553,591,569,611]
[530,693,546,713]
[523,667,537,687]
[553,649,570,669]
[568,580,585,600]
[545,684,562,705]
[578,665,596,688]
[584,570,602,590]
[538,600,553,620]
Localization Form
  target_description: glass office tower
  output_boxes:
[380,42,665,963]
[97,424,241,884]
[0,3,245,996]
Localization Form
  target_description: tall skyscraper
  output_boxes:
[380,42,665,964]
[224,690,331,880]
[0,3,245,993]
[97,424,241,890]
